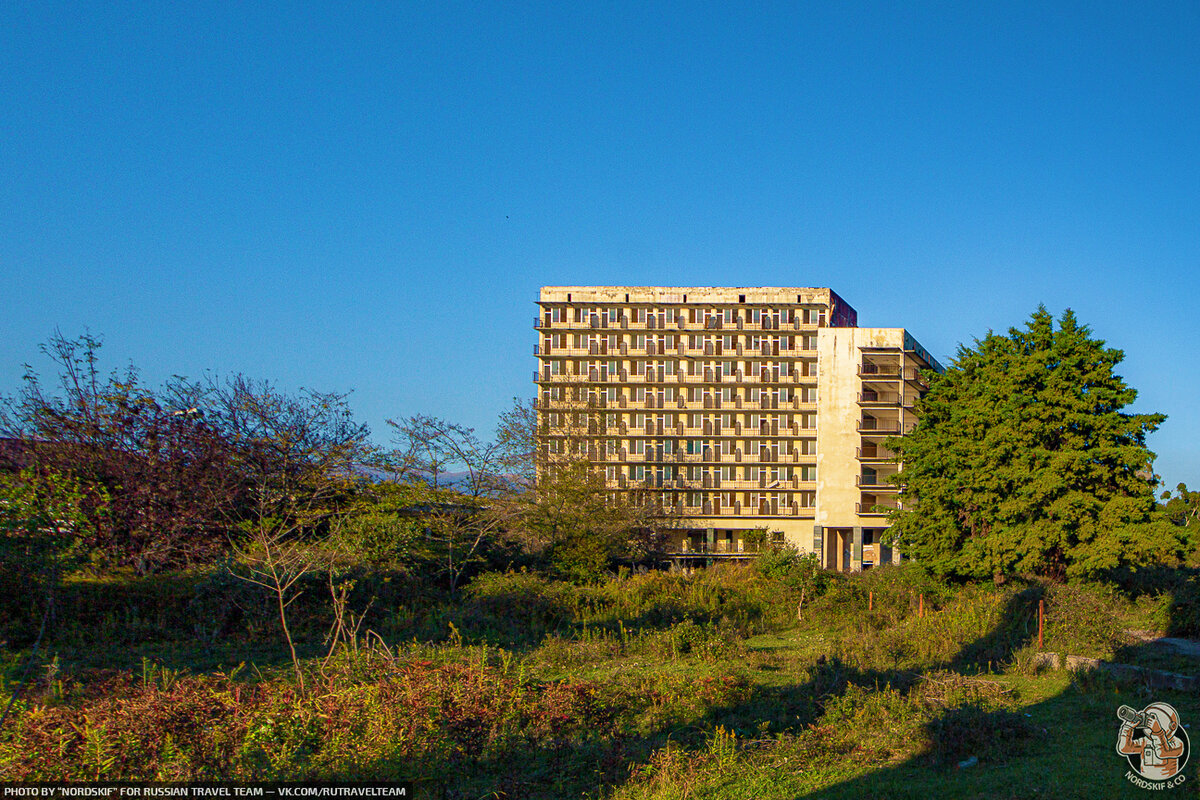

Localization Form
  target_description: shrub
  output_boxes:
[1042,582,1130,659]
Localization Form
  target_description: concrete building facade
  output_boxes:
[533,286,941,570]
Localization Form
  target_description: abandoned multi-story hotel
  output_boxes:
[534,286,942,571]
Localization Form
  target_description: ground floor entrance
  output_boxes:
[813,526,895,571]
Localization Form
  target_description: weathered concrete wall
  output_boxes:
[539,286,836,306]
[815,327,906,530]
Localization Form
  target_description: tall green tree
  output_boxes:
[887,307,1181,581]
[1160,483,1200,560]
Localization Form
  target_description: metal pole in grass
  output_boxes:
[1038,599,1045,649]
[919,593,924,618]
[869,591,873,612]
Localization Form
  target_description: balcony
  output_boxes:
[672,540,765,556]
[856,420,903,434]
[533,317,619,331]
[855,475,899,490]
[856,502,899,516]
[902,367,930,388]
[857,446,897,461]
[857,392,902,407]
[858,364,902,379]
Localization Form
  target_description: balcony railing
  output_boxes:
[671,541,765,556]
[686,502,811,518]
[856,502,899,516]
[856,475,899,489]
[856,420,903,434]
[857,392,902,406]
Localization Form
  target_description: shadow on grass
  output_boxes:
[787,585,1200,800]
[7,571,1199,798]
[394,590,1044,798]
[449,584,1195,800]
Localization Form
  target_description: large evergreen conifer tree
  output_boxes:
[887,307,1183,580]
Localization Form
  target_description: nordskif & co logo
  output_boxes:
[1116,702,1189,789]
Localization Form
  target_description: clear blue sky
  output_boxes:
[2,2,1198,490]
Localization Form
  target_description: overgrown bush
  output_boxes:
[1041,582,1131,659]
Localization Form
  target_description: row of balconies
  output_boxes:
[537,416,906,439]
[536,315,821,332]
[588,450,816,465]
[538,416,816,436]
[535,396,814,411]
[599,449,816,464]
[560,442,812,460]
[546,420,815,438]
[672,540,763,555]
[602,467,892,490]
[534,341,813,357]
[685,501,812,517]
[534,369,816,385]
[586,491,898,518]
[612,476,816,491]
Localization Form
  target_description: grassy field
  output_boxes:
[1,563,1198,798]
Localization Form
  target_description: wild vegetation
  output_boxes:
[1,561,1198,797]
[2,321,1199,797]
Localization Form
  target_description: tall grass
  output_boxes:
[1,560,1191,796]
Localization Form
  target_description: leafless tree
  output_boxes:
[385,414,507,497]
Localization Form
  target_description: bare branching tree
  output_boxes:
[495,397,538,489]
[385,414,458,488]
[385,414,507,497]
[0,332,243,572]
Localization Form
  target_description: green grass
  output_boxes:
[2,564,1199,798]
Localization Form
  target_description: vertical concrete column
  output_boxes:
[851,526,863,572]
[706,527,715,553]
[812,525,824,566]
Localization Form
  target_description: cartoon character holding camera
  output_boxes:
[1117,702,1188,781]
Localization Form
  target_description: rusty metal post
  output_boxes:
[1038,598,1044,649]
[869,591,873,612]
[919,593,924,618]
